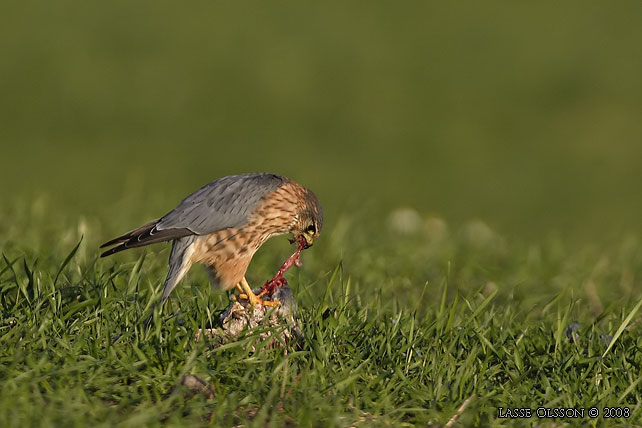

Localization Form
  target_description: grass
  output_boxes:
[1,207,641,427]
[2,3,642,425]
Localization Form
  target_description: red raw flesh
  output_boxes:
[261,235,309,296]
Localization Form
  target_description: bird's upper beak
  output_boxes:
[303,233,314,248]
[290,234,313,249]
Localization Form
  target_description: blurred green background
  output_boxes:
[2,1,642,243]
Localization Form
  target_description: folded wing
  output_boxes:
[100,173,285,257]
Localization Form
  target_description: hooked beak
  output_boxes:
[303,233,314,248]
[290,234,313,249]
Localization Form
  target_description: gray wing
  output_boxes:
[100,173,285,257]
[156,173,285,233]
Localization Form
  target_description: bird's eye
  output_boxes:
[306,224,316,234]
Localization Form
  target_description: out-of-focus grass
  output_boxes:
[2,2,642,240]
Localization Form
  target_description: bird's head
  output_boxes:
[291,189,323,249]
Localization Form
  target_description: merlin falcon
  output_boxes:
[100,173,323,306]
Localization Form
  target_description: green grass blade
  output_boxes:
[469,288,498,321]
[54,236,83,287]
[602,295,642,358]
[554,300,573,356]
[0,254,19,278]
[617,376,642,403]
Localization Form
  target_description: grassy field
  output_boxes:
[2,2,642,427]
[1,206,642,427]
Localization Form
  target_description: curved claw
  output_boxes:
[238,278,281,307]
[239,293,281,307]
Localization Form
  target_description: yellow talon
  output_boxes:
[236,278,281,307]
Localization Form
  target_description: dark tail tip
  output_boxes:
[100,244,126,258]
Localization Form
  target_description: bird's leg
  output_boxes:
[238,277,281,307]
[260,235,307,297]
[232,283,245,300]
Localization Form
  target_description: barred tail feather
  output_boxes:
[100,219,192,258]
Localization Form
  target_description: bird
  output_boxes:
[100,173,323,307]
